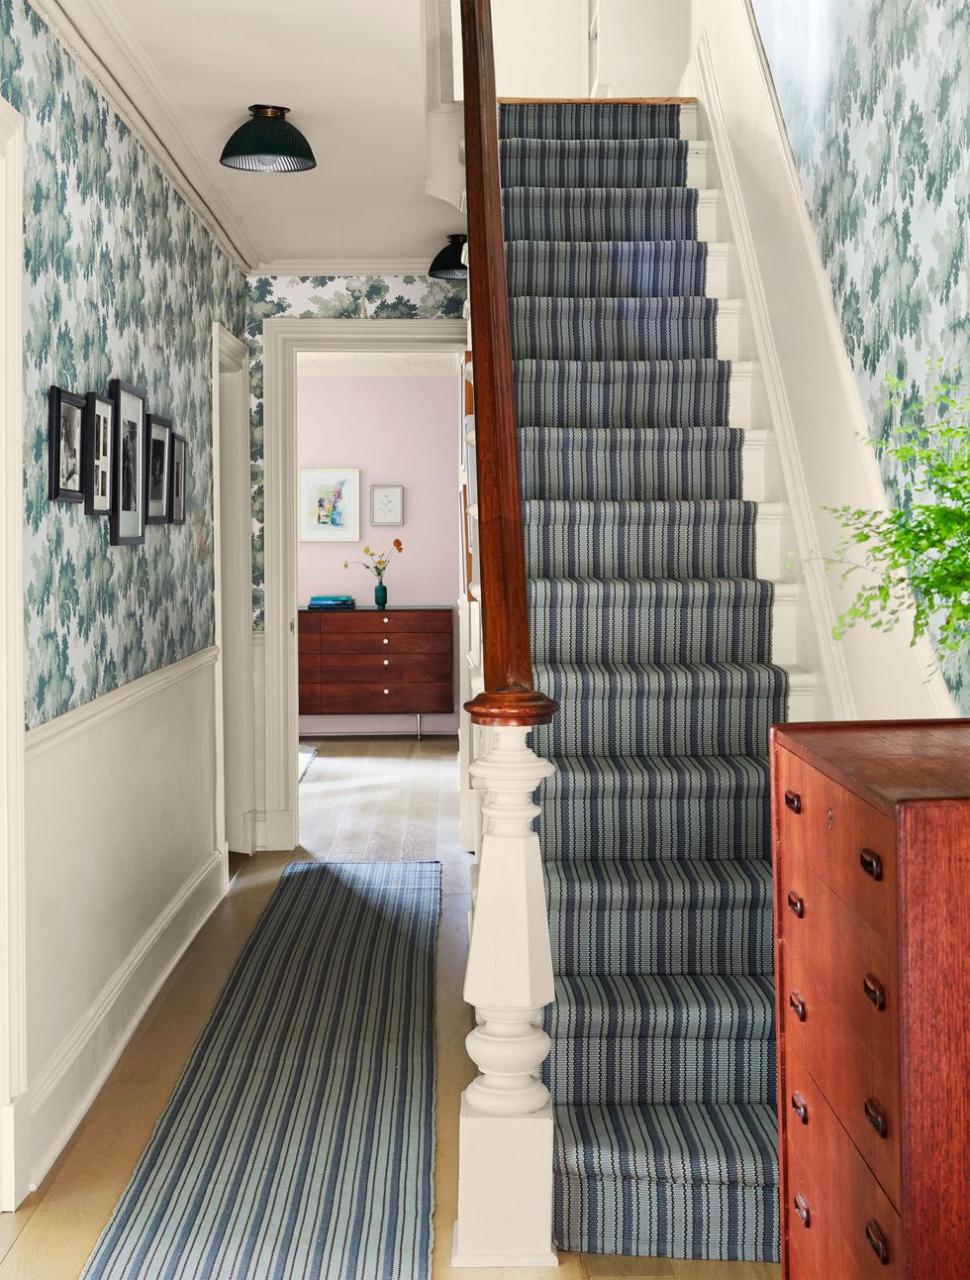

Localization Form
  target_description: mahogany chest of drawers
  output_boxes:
[298,606,454,727]
[771,720,970,1279]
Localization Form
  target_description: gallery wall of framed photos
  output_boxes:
[48,380,189,546]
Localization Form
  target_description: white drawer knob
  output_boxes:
[383,617,389,624]
[382,637,389,645]
[383,688,389,695]
[383,659,389,666]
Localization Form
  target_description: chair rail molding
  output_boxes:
[683,5,955,719]
[0,94,26,1213]
[261,318,468,851]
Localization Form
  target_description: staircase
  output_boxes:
[499,99,788,1262]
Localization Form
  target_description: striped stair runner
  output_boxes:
[499,99,784,1262]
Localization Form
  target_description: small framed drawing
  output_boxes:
[145,415,172,524]
[299,467,359,541]
[48,385,85,503]
[84,392,113,516]
[370,483,404,526]
[169,432,187,524]
[109,379,147,546]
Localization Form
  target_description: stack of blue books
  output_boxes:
[308,595,356,610]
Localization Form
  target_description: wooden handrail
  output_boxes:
[459,0,557,728]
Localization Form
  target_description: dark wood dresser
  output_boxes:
[771,719,970,1279]
[298,606,454,734]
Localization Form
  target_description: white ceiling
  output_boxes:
[42,0,463,271]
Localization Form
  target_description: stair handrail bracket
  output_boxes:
[453,0,559,1269]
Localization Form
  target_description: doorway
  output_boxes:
[260,319,467,851]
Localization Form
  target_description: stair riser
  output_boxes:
[548,904,773,976]
[519,430,741,501]
[543,1037,775,1106]
[529,592,774,665]
[554,1176,780,1262]
[524,519,756,582]
[499,141,716,189]
[510,299,720,362]
[503,190,702,242]
[534,685,784,758]
[498,101,686,142]
[538,790,770,863]
[515,362,732,431]
[505,242,710,301]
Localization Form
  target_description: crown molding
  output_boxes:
[28,0,261,272]
[251,258,442,279]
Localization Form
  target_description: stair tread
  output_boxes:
[554,1101,778,1187]
[545,857,772,903]
[499,101,684,143]
[524,498,754,518]
[547,973,774,1042]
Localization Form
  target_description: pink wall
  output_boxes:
[297,374,460,735]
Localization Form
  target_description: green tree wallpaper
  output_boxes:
[752,0,970,708]
[245,274,466,628]
[1,0,247,728]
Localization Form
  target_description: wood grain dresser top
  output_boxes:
[772,719,970,815]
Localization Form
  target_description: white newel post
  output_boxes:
[452,724,558,1268]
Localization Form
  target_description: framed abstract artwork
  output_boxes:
[145,414,172,525]
[299,467,359,542]
[109,379,147,546]
[48,385,85,503]
[370,484,404,526]
[84,392,114,516]
[169,432,187,524]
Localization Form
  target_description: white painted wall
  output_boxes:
[683,0,953,719]
[593,0,691,97]
[17,651,225,1196]
[453,0,588,99]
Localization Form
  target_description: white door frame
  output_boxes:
[212,323,256,856]
[261,317,468,850]
[0,97,26,1212]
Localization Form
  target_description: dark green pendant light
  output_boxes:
[428,233,467,280]
[219,105,316,173]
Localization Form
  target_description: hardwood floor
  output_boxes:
[0,736,779,1280]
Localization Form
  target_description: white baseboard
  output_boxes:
[19,851,224,1200]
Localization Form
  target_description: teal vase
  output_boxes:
[374,581,388,608]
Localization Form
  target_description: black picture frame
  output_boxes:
[84,391,114,517]
[145,414,172,525]
[48,385,86,503]
[169,432,187,525]
[109,379,147,547]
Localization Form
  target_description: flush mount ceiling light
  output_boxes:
[428,233,467,280]
[219,105,316,173]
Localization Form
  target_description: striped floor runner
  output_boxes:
[81,861,440,1280]
[500,100,784,1260]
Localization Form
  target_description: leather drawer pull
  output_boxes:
[863,973,887,1011]
[865,1096,889,1138]
[866,1219,890,1265]
[788,991,807,1022]
[786,890,804,918]
[794,1194,811,1227]
[790,1092,809,1124]
[860,848,884,881]
[784,790,802,814]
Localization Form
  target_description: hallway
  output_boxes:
[0,740,777,1279]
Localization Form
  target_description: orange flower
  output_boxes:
[393,539,403,552]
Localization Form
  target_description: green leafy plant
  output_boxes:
[826,365,970,652]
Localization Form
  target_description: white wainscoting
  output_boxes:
[18,648,227,1196]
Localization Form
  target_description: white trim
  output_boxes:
[24,850,225,1192]
[0,95,25,1212]
[253,258,441,278]
[212,325,255,855]
[25,647,218,759]
[27,0,255,271]
[262,318,467,849]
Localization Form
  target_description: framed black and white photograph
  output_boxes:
[109,379,147,546]
[145,414,172,525]
[370,483,404,527]
[169,432,187,524]
[84,392,114,516]
[48,385,85,503]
